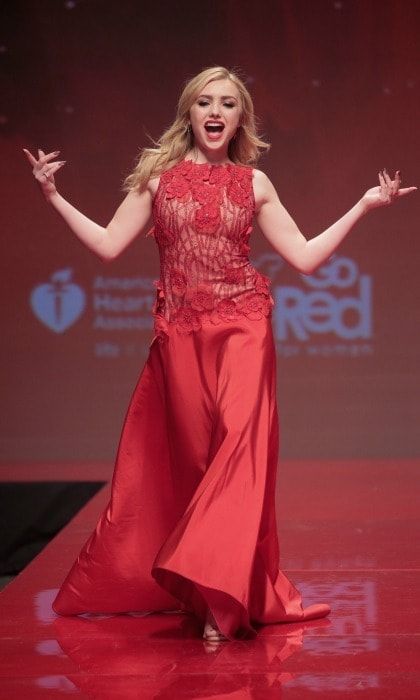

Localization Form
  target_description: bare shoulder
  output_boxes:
[251,168,276,213]
[122,176,158,207]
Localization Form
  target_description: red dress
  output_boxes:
[52,159,330,639]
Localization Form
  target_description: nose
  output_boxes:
[209,103,221,117]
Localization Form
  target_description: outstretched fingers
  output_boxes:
[385,168,417,198]
[377,168,417,203]
[23,146,66,182]
[23,147,61,167]
[397,186,418,198]
[38,148,61,166]
[378,170,391,202]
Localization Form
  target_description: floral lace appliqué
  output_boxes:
[150,160,273,339]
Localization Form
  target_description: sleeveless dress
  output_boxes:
[52,159,331,640]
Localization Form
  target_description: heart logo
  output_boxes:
[30,268,86,333]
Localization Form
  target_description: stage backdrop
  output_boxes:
[1,0,419,462]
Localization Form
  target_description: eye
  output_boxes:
[224,103,235,109]
[197,100,209,107]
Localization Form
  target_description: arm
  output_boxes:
[253,168,417,275]
[47,188,153,262]
[23,148,153,262]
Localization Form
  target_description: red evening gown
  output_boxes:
[52,159,331,639]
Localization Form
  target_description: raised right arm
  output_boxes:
[23,148,153,262]
[47,187,153,262]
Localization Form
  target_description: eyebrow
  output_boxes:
[197,94,238,101]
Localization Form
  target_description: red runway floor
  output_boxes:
[1,459,419,698]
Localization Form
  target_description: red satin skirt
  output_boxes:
[52,316,330,639]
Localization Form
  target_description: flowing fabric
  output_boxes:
[53,160,330,639]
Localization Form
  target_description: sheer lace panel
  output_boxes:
[149,159,274,338]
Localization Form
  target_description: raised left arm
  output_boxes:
[253,168,417,275]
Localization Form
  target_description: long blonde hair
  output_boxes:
[122,66,270,193]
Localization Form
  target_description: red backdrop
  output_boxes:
[1,0,419,462]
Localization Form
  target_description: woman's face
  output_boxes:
[189,78,242,156]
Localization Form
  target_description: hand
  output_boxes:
[361,169,417,213]
[22,147,66,199]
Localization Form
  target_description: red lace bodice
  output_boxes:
[148,159,274,338]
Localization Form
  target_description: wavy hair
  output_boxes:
[122,66,270,193]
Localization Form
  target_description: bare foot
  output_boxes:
[203,609,228,642]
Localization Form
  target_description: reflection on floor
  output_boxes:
[1,459,419,698]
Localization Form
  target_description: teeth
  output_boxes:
[205,123,224,132]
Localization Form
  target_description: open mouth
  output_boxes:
[204,122,225,133]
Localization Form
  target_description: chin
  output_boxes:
[202,137,230,150]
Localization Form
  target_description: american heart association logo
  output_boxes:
[30,268,86,333]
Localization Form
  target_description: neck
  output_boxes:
[186,145,232,166]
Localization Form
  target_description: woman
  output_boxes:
[23,66,416,643]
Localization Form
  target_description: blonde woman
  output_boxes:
[24,66,416,643]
